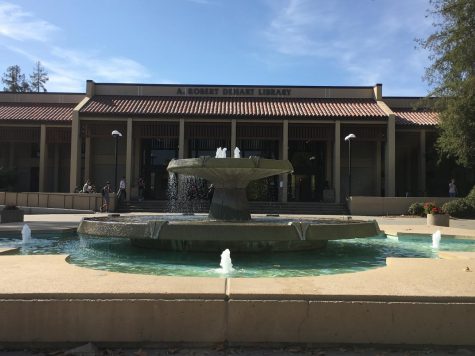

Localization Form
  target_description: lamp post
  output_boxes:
[344,133,356,198]
[111,130,122,194]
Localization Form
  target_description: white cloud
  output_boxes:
[43,47,151,91]
[6,45,151,92]
[262,0,434,94]
[0,2,59,41]
[0,2,151,92]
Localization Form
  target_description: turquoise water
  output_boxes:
[1,233,474,277]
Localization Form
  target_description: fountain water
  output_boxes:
[234,147,241,158]
[432,230,441,249]
[21,224,31,244]
[216,147,228,158]
[218,249,235,274]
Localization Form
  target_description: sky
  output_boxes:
[0,0,435,96]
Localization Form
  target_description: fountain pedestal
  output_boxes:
[210,187,250,221]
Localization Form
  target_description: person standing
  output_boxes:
[449,178,457,197]
[101,181,112,212]
[117,176,127,202]
[82,179,92,193]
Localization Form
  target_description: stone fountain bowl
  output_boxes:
[167,157,293,221]
[167,157,293,188]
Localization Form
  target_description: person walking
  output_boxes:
[101,181,112,212]
[449,178,457,197]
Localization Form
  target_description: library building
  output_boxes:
[0,80,461,206]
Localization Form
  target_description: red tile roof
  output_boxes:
[394,109,439,126]
[0,103,75,122]
[80,96,388,119]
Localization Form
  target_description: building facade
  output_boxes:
[1,81,448,203]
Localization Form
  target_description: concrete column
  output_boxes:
[39,124,47,192]
[333,121,341,203]
[134,137,141,183]
[375,141,382,196]
[53,144,60,192]
[419,130,426,195]
[179,119,185,159]
[231,119,237,154]
[280,120,289,202]
[325,140,332,184]
[69,112,81,192]
[385,115,396,196]
[126,118,133,201]
[84,136,91,183]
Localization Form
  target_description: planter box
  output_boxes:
[0,208,24,223]
[427,213,450,227]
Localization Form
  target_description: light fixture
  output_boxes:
[112,130,122,207]
[344,133,356,197]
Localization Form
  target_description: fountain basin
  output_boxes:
[77,215,380,252]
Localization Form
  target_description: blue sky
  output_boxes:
[0,0,434,95]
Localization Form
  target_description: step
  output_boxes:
[119,200,348,215]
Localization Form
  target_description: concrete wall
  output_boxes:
[349,196,455,216]
[0,298,473,345]
[0,192,109,212]
[0,299,226,343]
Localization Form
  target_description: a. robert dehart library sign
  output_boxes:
[176,86,292,97]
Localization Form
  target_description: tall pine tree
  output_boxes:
[1,65,30,92]
[29,61,49,93]
[419,0,475,168]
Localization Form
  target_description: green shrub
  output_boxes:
[442,199,474,218]
[407,202,425,216]
[465,185,475,206]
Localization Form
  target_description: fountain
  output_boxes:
[21,224,31,244]
[218,249,235,274]
[78,149,380,252]
[432,230,441,249]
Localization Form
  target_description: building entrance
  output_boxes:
[288,141,326,202]
[140,138,178,200]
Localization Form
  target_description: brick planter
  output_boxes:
[0,208,24,223]
[426,213,449,227]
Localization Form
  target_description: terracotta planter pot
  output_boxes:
[426,213,449,227]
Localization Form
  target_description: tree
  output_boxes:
[1,65,30,92]
[29,61,49,93]
[419,0,475,168]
